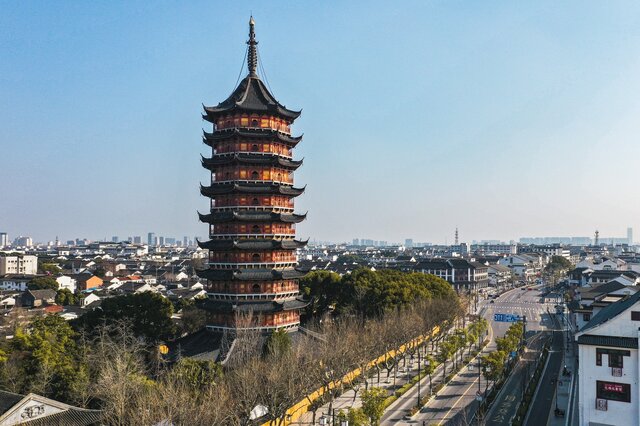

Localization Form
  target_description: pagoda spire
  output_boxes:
[247,16,258,77]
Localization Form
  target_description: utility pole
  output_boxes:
[417,347,422,407]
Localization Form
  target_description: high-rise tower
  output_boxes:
[197,18,308,334]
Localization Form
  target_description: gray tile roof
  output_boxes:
[580,291,640,333]
[577,334,638,349]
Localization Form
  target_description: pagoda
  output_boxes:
[197,18,308,334]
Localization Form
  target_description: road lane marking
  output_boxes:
[439,374,479,424]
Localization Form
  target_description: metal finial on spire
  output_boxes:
[247,16,258,77]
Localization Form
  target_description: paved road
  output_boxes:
[483,329,549,426]
[526,316,564,426]
[385,286,553,425]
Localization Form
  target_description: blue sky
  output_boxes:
[2,1,640,244]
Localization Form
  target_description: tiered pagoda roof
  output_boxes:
[203,128,303,146]
[198,211,307,224]
[198,297,308,313]
[197,238,308,251]
[202,76,301,122]
[196,267,308,281]
[200,182,305,197]
[201,153,302,171]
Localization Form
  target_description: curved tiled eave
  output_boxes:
[198,238,308,251]
[196,267,308,281]
[198,211,306,224]
[200,182,305,197]
[197,297,309,314]
[202,76,301,121]
[203,128,302,146]
[201,153,302,171]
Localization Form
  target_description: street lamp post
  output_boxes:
[417,349,422,407]
[476,356,483,424]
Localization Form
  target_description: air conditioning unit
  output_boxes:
[596,398,608,411]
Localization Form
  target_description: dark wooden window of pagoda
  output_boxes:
[252,284,261,293]
[252,119,258,127]
[252,144,259,151]
[252,253,261,262]
[252,197,259,206]
[251,171,259,180]
[252,225,261,234]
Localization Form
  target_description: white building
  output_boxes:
[0,277,30,292]
[576,291,640,425]
[0,254,37,276]
[488,264,512,287]
[497,254,540,281]
[55,275,76,293]
[81,293,100,307]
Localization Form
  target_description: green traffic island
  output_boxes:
[475,322,527,418]
[404,339,489,417]
[510,345,550,426]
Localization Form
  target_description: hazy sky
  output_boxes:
[2,1,640,244]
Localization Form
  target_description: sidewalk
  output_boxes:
[547,317,577,426]
[294,342,470,425]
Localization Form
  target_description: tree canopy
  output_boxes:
[361,387,387,425]
[76,292,175,342]
[300,268,457,318]
[38,262,61,275]
[55,289,77,306]
[27,276,59,291]
[5,315,88,402]
[545,255,572,272]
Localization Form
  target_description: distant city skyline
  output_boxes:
[3,2,640,243]
[0,228,634,247]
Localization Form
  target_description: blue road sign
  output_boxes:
[493,313,521,322]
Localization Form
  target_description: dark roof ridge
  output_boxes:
[580,290,640,333]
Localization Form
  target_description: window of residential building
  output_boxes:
[583,313,591,321]
[631,311,640,321]
[609,352,624,368]
[596,348,630,368]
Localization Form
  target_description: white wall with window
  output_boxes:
[576,295,640,426]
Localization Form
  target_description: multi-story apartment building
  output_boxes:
[415,258,489,291]
[519,244,571,260]
[0,254,37,275]
[497,254,543,281]
[471,243,517,255]
[576,291,640,425]
[12,236,33,247]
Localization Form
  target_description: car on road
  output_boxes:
[490,300,495,304]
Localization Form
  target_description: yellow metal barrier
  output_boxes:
[260,326,441,426]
